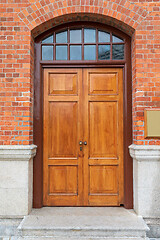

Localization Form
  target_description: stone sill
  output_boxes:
[129,144,160,162]
[0,145,37,161]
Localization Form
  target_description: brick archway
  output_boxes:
[18,1,148,38]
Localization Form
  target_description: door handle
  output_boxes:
[79,141,87,145]
[79,141,87,152]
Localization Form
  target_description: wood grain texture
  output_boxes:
[83,68,124,206]
[43,68,83,206]
[49,166,78,194]
[48,102,78,158]
[89,101,117,158]
[43,68,123,206]
[89,165,118,193]
[49,73,77,95]
[89,73,117,95]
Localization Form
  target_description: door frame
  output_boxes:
[33,22,133,208]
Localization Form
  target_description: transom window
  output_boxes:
[41,27,125,61]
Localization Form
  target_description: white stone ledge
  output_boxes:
[0,144,37,161]
[129,144,160,161]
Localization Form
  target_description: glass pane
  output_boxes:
[70,45,82,60]
[98,45,110,60]
[84,45,96,60]
[70,30,82,43]
[98,31,110,43]
[56,45,68,60]
[112,34,124,43]
[42,45,53,60]
[84,29,96,43]
[56,31,67,43]
[112,44,124,60]
[42,35,53,43]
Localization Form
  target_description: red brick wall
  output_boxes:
[0,0,160,145]
[133,2,160,145]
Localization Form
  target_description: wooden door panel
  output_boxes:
[49,73,77,95]
[48,166,78,194]
[89,165,119,206]
[43,69,83,206]
[89,101,118,158]
[89,72,118,95]
[83,68,123,206]
[48,102,78,158]
[89,165,118,194]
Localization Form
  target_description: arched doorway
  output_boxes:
[33,22,132,208]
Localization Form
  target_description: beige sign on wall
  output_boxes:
[144,109,160,138]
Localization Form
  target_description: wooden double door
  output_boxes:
[43,68,124,206]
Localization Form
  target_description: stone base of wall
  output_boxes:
[0,145,37,217]
[129,144,160,218]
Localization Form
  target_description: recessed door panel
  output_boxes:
[89,165,118,194]
[48,166,78,194]
[49,73,77,95]
[48,102,78,158]
[89,101,118,158]
[89,73,118,95]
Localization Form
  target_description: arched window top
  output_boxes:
[41,26,125,62]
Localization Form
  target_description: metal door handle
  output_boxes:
[79,141,87,145]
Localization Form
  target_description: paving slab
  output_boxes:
[0,219,22,237]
